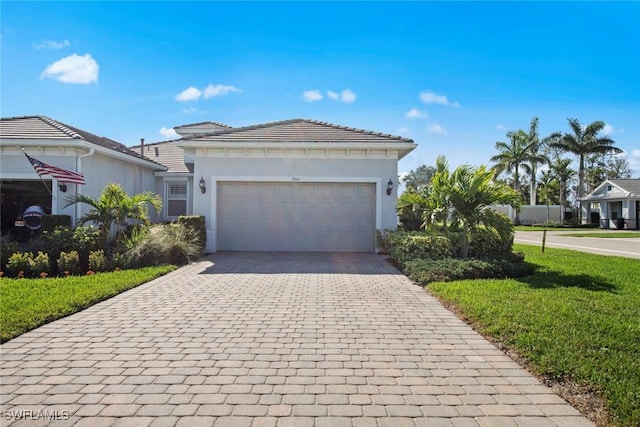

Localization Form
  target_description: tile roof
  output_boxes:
[610,179,640,195]
[182,118,414,143]
[174,121,232,129]
[130,140,193,173]
[0,115,157,164]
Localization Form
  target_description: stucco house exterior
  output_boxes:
[2,116,416,253]
[0,116,164,234]
[134,119,416,253]
[581,179,640,229]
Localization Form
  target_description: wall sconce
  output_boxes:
[199,177,206,194]
[386,179,393,196]
[58,183,67,193]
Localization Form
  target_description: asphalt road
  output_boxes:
[514,230,640,259]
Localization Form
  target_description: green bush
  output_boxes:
[404,257,533,285]
[388,233,453,265]
[30,252,50,277]
[1,237,19,273]
[40,215,72,232]
[178,215,206,253]
[6,252,32,278]
[57,251,79,275]
[88,250,107,272]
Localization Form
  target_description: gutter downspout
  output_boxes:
[75,148,95,225]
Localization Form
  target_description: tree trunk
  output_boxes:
[578,155,585,222]
[530,167,537,205]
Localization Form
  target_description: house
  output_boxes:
[581,179,640,229]
[2,116,417,253]
[136,118,416,253]
[0,115,164,234]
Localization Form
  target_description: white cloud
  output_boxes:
[339,89,356,103]
[176,87,202,102]
[419,91,460,107]
[327,90,339,100]
[426,124,448,135]
[632,149,640,157]
[496,124,506,131]
[203,84,241,99]
[405,108,428,119]
[398,126,410,134]
[602,123,614,135]
[182,107,198,114]
[302,90,323,102]
[34,39,70,49]
[160,127,179,139]
[40,53,99,84]
[325,89,356,103]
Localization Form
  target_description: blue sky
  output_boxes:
[2,1,639,176]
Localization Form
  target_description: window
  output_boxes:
[607,185,612,191]
[166,182,187,217]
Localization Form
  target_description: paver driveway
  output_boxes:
[0,252,593,427]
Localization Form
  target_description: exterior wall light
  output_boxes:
[386,179,393,196]
[58,183,67,193]
[199,177,206,194]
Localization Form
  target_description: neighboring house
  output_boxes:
[581,179,640,229]
[0,115,164,234]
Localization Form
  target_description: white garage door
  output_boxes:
[217,182,376,252]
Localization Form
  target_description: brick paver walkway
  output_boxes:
[0,252,594,426]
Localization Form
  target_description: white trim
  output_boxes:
[208,176,382,252]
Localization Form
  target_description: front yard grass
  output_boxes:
[0,265,175,343]
[428,244,640,426]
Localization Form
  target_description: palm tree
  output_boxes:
[523,117,551,205]
[537,169,557,223]
[548,118,621,221]
[425,157,520,258]
[64,183,162,255]
[490,130,529,224]
[548,157,575,224]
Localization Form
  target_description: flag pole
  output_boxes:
[22,149,53,197]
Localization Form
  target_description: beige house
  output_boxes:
[135,119,416,253]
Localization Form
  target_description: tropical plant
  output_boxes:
[548,118,621,221]
[401,164,437,192]
[490,130,530,224]
[445,163,521,258]
[64,183,162,255]
[522,117,551,205]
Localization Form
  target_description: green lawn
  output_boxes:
[0,266,175,342]
[562,232,640,238]
[428,244,640,426]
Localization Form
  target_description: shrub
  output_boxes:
[72,226,103,269]
[404,257,533,285]
[388,233,453,266]
[88,250,108,272]
[1,237,19,271]
[118,223,201,268]
[6,252,32,278]
[40,215,72,232]
[178,215,206,253]
[30,252,50,276]
[57,251,80,275]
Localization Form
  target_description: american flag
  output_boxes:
[24,152,86,185]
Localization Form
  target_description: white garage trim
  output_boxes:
[208,176,382,252]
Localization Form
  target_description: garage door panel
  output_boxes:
[217,182,375,252]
